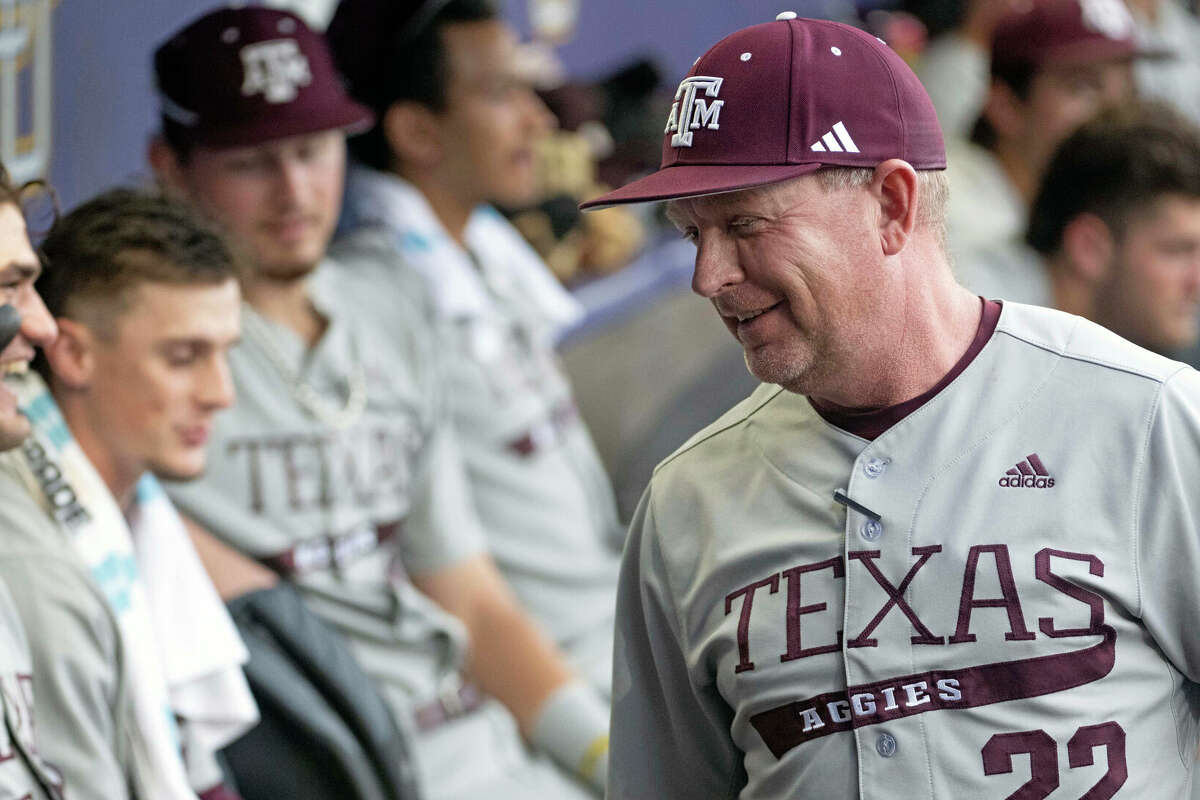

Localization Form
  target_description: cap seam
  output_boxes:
[784,19,796,164]
[861,29,907,161]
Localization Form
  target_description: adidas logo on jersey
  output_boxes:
[998,453,1055,488]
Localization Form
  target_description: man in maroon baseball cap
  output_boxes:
[917,0,1151,304]
[587,12,1200,800]
[148,6,604,800]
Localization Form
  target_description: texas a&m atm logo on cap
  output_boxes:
[240,38,313,104]
[664,76,725,147]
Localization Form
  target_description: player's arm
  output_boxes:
[1134,367,1200,676]
[182,514,277,601]
[0,551,131,800]
[609,486,743,799]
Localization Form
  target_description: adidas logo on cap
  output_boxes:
[810,121,859,153]
[997,453,1056,488]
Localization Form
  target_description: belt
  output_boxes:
[261,520,402,577]
[507,400,579,458]
[413,680,485,732]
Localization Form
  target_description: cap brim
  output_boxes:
[190,98,376,149]
[580,162,823,210]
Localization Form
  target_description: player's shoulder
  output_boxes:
[651,381,812,482]
[323,228,437,316]
[996,302,1189,385]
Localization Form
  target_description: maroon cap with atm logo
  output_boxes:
[581,14,945,209]
[155,6,374,149]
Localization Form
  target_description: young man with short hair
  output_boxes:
[1026,102,1200,357]
[586,13,1200,798]
[0,160,66,800]
[0,186,256,800]
[149,6,606,797]
[326,0,624,696]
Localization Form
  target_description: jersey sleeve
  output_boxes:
[1134,366,1200,678]
[0,551,129,800]
[609,486,744,799]
[399,415,489,576]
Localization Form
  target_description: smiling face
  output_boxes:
[668,175,888,396]
[0,204,56,450]
[79,279,241,490]
[168,130,346,281]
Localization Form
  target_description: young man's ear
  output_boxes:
[42,318,97,390]
[147,136,188,197]
[1060,213,1115,284]
[382,102,443,170]
[872,159,919,257]
[982,79,1028,143]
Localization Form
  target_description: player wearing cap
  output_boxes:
[917,0,1145,304]
[1026,101,1200,359]
[147,6,606,798]
[0,162,65,800]
[584,13,1200,799]
[324,0,624,698]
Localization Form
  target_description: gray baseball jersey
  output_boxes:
[335,167,621,693]
[0,451,131,800]
[165,256,592,800]
[0,570,62,800]
[611,301,1200,799]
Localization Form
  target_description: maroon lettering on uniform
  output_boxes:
[780,557,845,663]
[749,625,1116,759]
[725,575,781,673]
[949,544,1036,644]
[227,438,267,513]
[847,546,944,647]
[1035,548,1106,638]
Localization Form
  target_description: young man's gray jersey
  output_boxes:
[611,302,1200,799]
[0,452,129,799]
[165,254,592,800]
[0,567,62,800]
[335,168,621,693]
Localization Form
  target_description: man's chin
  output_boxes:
[148,461,206,484]
[0,415,30,453]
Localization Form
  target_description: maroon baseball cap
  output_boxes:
[154,6,374,149]
[991,0,1146,72]
[581,14,945,209]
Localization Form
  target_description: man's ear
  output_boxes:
[1059,213,1115,284]
[147,136,188,198]
[872,158,919,256]
[982,79,1028,143]
[42,318,97,390]
[382,102,443,169]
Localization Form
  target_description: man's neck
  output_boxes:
[242,273,327,347]
[1048,254,1096,322]
[55,391,139,509]
[397,167,478,246]
[992,142,1039,206]
[803,248,983,411]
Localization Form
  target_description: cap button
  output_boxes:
[776,11,798,20]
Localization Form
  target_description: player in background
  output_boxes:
[0,188,258,800]
[0,161,66,800]
[325,0,624,697]
[148,7,607,797]
[917,0,1148,304]
[584,13,1200,798]
[1025,101,1200,359]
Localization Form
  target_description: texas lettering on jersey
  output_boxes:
[223,423,424,515]
[724,543,1114,759]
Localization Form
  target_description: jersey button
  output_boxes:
[863,457,889,478]
[860,519,883,541]
[876,732,898,758]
